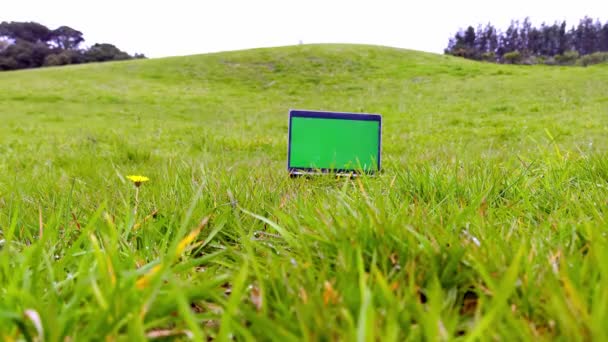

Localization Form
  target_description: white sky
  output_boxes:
[3,0,608,58]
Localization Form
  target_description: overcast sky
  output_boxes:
[3,0,608,58]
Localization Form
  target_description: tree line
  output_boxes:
[445,17,608,66]
[0,21,145,71]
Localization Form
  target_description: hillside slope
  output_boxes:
[2,45,608,340]
[2,44,607,168]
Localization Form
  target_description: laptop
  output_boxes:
[287,109,382,175]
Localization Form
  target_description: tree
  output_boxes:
[527,26,543,56]
[0,40,50,69]
[0,56,17,70]
[445,17,608,65]
[0,37,9,52]
[446,31,469,58]
[84,43,131,62]
[463,26,476,49]
[0,21,145,71]
[573,17,599,55]
[503,20,521,54]
[484,23,499,55]
[538,22,564,57]
[0,21,51,43]
[600,23,608,51]
[50,26,84,50]
[558,21,569,55]
[445,26,480,59]
[44,49,85,66]
[520,17,533,57]
[475,25,487,55]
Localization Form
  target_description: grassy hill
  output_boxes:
[1,44,608,340]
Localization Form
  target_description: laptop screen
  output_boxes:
[288,110,382,174]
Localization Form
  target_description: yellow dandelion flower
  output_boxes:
[127,175,150,187]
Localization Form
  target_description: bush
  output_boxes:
[44,52,72,66]
[534,56,546,64]
[543,56,557,65]
[521,55,539,65]
[84,43,131,62]
[578,52,608,66]
[44,50,85,66]
[43,53,64,66]
[481,51,496,62]
[555,50,579,65]
[503,50,521,64]
[0,56,17,70]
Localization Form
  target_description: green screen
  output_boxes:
[289,117,380,171]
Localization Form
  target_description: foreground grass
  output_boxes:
[1,44,608,340]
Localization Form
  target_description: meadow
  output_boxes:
[1,44,608,340]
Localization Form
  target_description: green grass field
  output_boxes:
[1,44,608,340]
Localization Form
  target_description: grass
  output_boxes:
[1,44,608,340]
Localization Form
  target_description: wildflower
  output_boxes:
[127,175,149,225]
[127,175,150,187]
